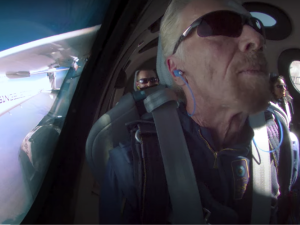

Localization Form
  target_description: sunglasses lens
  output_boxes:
[139,78,158,84]
[277,85,286,89]
[197,11,243,37]
[139,79,147,84]
[149,78,158,83]
[249,17,264,36]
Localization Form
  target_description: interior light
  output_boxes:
[250,12,277,27]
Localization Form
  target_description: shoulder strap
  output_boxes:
[290,132,299,186]
[268,104,294,223]
[143,88,204,224]
[268,103,293,193]
[250,106,295,224]
[249,112,272,224]
[129,121,170,224]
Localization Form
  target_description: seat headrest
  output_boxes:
[85,93,140,184]
[85,84,165,185]
[86,35,172,186]
[156,35,173,87]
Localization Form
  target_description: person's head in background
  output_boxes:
[270,74,292,102]
[135,70,159,90]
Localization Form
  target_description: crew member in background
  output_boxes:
[270,74,294,126]
[134,69,159,90]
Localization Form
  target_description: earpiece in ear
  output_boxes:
[173,69,196,117]
[173,70,183,77]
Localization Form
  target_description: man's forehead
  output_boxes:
[180,0,250,28]
[139,70,156,78]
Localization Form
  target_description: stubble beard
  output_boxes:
[226,51,272,114]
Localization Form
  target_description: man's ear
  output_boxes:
[166,55,186,86]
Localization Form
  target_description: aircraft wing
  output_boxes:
[0,25,100,116]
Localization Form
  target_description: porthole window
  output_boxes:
[243,2,292,40]
[290,61,300,93]
[250,12,277,27]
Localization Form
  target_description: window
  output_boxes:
[290,61,300,93]
[0,0,110,224]
[243,2,292,40]
[250,12,277,27]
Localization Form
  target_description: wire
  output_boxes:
[268,101,289,125]
[178,76,196,117]
[176,78,284,151]
[253,110,284,153]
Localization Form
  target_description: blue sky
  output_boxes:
[250,12,277,27]
[0,0,110,52]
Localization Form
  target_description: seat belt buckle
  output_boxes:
[203,208,211,224]
[135,129,142,143]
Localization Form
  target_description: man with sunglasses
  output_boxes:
[135,69,159,90]
[99,0,300,223]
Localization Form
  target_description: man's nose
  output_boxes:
[238,25,265,52]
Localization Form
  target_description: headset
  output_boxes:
[174,70,196,117]
[173,69,288,153]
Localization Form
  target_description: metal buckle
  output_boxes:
[203,208,211,224]
[135,129,142,143]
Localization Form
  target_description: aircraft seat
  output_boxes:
[85,35,172,186]
[85,93,140,185]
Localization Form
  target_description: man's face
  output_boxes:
[136,70,159,90]
[168,0,272,114]
[273,79,287,99]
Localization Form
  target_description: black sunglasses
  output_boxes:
[173,10,265,54]
[276,84,286,89]
[138,77,159,84]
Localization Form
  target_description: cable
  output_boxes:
[268,102,289,125]
[178,76,196,117]
[253,109,283,153]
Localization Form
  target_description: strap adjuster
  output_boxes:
[135,129,142,143]
[203,208,211,224]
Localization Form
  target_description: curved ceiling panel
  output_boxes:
[243,2,292,40]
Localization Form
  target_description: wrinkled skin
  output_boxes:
[166,0,272,149]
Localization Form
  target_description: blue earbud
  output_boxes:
[173,70,196,117]
[174,70,183,77]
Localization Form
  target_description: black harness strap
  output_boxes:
[135,100,147,117]
[141,133,169,223]
[130,127,143,216]
[129,121,169,224]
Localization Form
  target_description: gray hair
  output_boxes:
[160,0,243,102]
[160,0,195,102]
[160,0,194,59]
[160,0,244,59]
